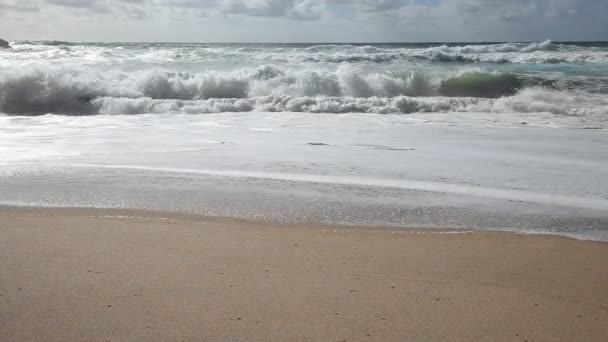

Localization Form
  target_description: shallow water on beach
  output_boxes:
[1,112,607,240]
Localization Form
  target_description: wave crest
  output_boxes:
[0,65,606,118]
[5,41,608,65]
[89,89,608,120]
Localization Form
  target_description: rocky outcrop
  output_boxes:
[0,39,10,49]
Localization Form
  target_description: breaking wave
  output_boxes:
[92,95,480,115]
[90,89,608,119]
[6,40,608,65]
[0,64,606,120]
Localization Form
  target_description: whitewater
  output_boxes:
[1,40,607,240]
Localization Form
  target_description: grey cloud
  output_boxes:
[330,0,407,12]
[46,0,102,8]
[42,0,160,18]
[447,0,603,20]
[164,0,216,8]
[393,0,600,26]
[0,0,39,12]
[290,0,322,20]
[1,0,606,42]
[158,0,323,20]
[546,0,602,17]
[219,0,323,20]
[0,0,602,20]
[450,0,538,23]
[355,0,405,11]
[223,0,291,17]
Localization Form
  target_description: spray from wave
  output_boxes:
[0,64,606,122]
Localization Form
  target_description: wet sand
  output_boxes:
[1,207,607,341]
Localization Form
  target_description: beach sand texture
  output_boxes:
[1,207,607,341]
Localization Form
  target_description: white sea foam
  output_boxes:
[60,163,608,211]
[1,41,607,126]
[3,40,608,65]
[89,90,608,124]
[0,65,606,127]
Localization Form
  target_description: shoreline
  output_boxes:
[2,206,607,341]
[2,205,607,243]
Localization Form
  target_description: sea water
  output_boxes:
[1,40,607,239]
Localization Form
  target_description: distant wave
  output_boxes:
[303,40,566,64]
[5,40,608,65]
[275,41,608,64]
[2,39,566,52]
[14,40,75,46]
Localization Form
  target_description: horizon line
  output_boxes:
[7,39,608,45]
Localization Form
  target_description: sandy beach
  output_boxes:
[3,8,608,342]
[1,207,606,341]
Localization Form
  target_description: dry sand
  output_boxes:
[1,207,607,341]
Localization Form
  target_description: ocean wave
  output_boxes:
[1,65,606,117]
[291,43,608,64]
[5,41,608,65]
[14,40,75,46]
[92,95,482,115]
[0,65,497,115]
[448,40,559,54]
[89,88,608,119]
[2,89,607,119]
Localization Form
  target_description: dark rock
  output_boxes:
[0,39,10,49]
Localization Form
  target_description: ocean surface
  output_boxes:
[1,40,607,240]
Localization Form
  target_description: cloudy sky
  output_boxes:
[1,0,606,42]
